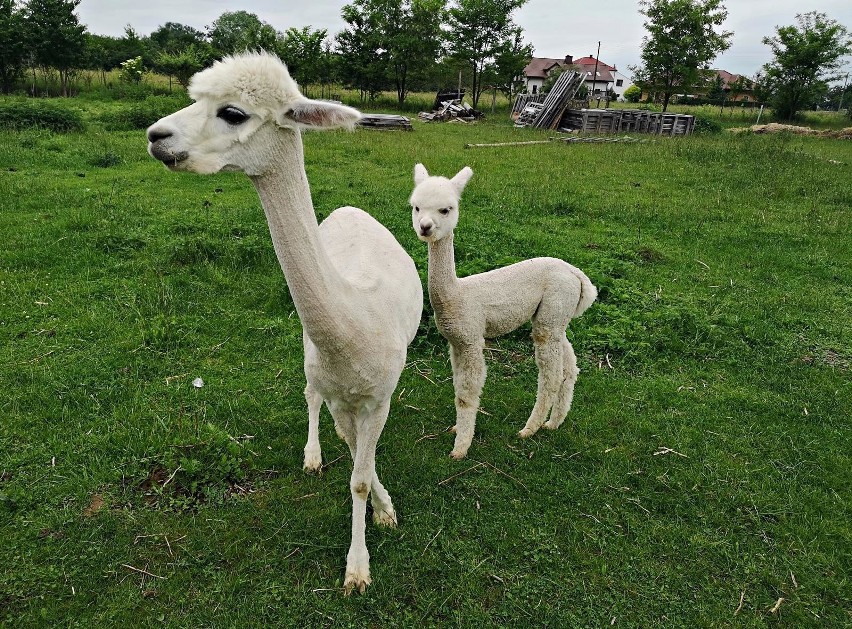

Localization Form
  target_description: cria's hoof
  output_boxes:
[542,419,562,431]
[518,428,536,439]
[373,508,397,528]
[449,449,467,460]
[448,425,457,434]
[343,571,371,595]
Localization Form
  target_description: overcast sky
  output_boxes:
[77,0,852,79]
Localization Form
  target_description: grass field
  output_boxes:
[1,98,851,626]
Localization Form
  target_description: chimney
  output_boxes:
[565,54,573,64]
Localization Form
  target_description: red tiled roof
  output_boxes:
[572,56,616,71]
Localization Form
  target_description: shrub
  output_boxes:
[98,94,190,130]
[692,114,723,134]
[0,100,84,132]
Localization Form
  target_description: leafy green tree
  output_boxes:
[336,0,444,104]
[276,26,329,89]
[336,2,390,101]
[24,0,87,96]
[207,11,277,56]
[445,0,529,109]
[490,29,533,99]
[0,0,27,92]
[630,0,732,111]
[149,22,205,54]
[761,12,851,121]
[705,73,725,104]
[154,44,213,89]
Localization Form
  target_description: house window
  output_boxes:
[616,79,623,87]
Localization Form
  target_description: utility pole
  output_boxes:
[838,72,849,113]
[591,41,600,107]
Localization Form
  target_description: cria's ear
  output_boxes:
[278,98,361,130]
[450,166,473,194]
[414,163,429,184]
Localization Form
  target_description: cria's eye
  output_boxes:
[414,206,420,213]
[217,106,249,125]
[439,208,451,215]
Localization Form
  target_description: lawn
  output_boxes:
[1,99,850,627]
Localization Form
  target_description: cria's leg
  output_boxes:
[303,382,323,472]
[341,399,391,595]
[544,336,579,430]
[449,340,487,460]
[519,328,563,438]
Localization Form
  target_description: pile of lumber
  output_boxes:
[558,109,695,136]
[419,98,483,123]
[356,113,413,131]
[513,71,585,129]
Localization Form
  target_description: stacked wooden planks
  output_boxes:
[558,109,695,136]
[356,113,414,131]
[513,71,585,130]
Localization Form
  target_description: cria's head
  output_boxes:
[409,163,473,242]
[146,51,361,176]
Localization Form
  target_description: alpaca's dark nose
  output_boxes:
[420,226,432,236]
[147,127,172,143]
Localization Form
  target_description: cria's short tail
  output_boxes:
[571,266,597,318]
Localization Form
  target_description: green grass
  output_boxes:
[1,98,850,627]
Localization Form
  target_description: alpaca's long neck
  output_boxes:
[427,234,459,312]
[250,129,350,351]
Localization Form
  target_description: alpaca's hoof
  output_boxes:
[343,555,371,595]
[542,419,563,431]
[373,507,397,528]
[518,427,536,439]
[449,448,467,460]
[303,448,323,474]
[448,425,457,434]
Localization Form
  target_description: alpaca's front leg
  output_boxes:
[303,383,323,472]
[519,333,563,438]
[343,400,390,594]
[449,340,487,459]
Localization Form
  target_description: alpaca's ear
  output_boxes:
[450,166,473,194]
[279,98,362,130]
[414,163,429,185]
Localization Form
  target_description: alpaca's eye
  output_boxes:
[439,208,451,215]
[414,207,420,213]
[217,106,249,125]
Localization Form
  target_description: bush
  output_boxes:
[0,100,84,132]
[692,114,723,134]
[98,94,190,130]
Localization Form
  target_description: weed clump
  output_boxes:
[98,94,190,130]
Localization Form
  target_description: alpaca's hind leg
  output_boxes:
[544,336,579,430]
[449,340,487,459]
[303,382,323,472]
[519,329,563,438]
[330,404,396,527]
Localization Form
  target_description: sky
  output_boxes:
[76,0,852,80]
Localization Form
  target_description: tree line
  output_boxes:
[0,0,849,120]
[0,0,532,109]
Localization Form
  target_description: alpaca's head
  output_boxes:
[147,51,361,176]
[409,164,473,242]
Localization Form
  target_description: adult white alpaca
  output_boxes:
[410,164,596,459]
[146,52,422,594]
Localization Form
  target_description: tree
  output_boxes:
[445,0,530,109]
[0,0,27,92]
[276,26,329,90]
[24,0,87,96]
[761,12,851,121]
[149,22,205,54]
[336,2,391,101]
[336,0,444,104]
[705,73,725,104]
[154,44,213,89]
[207,11,277,56]
[490,30,534,99]
[630,0,732,111]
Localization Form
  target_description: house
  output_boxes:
[707,70,754,102]
[521,54,635,100]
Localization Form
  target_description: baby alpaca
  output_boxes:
[410,164,596,459]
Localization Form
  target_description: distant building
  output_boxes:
[638,69,755,103]
[521,54,635,101]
